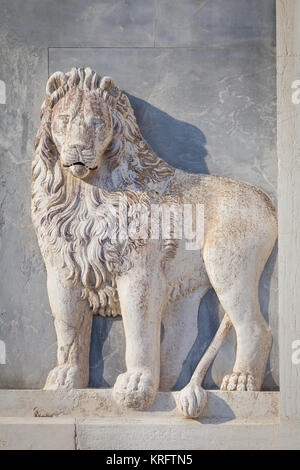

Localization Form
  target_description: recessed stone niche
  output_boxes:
[1,0,297,451]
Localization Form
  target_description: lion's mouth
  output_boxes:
[64,162,98,179]
[63,162,97,169]
[72,162,85,167]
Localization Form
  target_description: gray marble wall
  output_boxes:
[0,0,277,390]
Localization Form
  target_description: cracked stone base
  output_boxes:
[0,389,284,450]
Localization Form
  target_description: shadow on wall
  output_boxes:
[89,316,122,388]
[89,94,278,391]
[126,93,209,174]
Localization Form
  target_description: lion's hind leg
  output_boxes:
[202,222,275,392]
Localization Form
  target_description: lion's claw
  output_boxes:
[113,369,158,410]
[220,372,256,391]
[44,365,85,390]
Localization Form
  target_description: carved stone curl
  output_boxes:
[32,67,277,418]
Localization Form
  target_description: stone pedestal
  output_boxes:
[0,389,280,450]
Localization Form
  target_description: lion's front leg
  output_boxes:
[113,245,166,410]
[44,263,93,390]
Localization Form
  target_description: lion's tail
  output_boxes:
[191,313,232,386]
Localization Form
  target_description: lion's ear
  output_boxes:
[46,71,68,96]
[100,76,113,91]
[100,76,120,104]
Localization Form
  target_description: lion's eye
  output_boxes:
[59,115,70,125]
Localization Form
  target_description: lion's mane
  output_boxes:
[31,67,175,316]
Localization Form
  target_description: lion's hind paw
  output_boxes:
[220,372,256,391]
[176,382,208,419]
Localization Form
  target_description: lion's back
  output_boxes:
[166,169,277,239]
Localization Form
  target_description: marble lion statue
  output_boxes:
[31,67,277,418]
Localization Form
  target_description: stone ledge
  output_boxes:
[0,389,279,420]
[2,416,298,450]
[75,417,281,450]
[0,417,75,450]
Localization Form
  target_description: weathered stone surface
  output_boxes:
[155,0,276,47]
[49,42,278,392]
[31,65,277,420]
[0,46,57,389]
[0,0,275,50]
[0,1,278,397]
[0,389,279,420]
[277,0,300,421]
[1,415,299,450]
[0,417,75,450]
[49,45,277,198]
[0,0,155,47]
[75,417,280,450]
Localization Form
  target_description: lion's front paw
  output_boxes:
[176,382,208,419]
[44,365,87,390]
[113,369,158,410]
[220,372,256,391]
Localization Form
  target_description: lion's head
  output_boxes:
[35,66,175,190]
[51,82,113,180]
[32,67,174,316]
